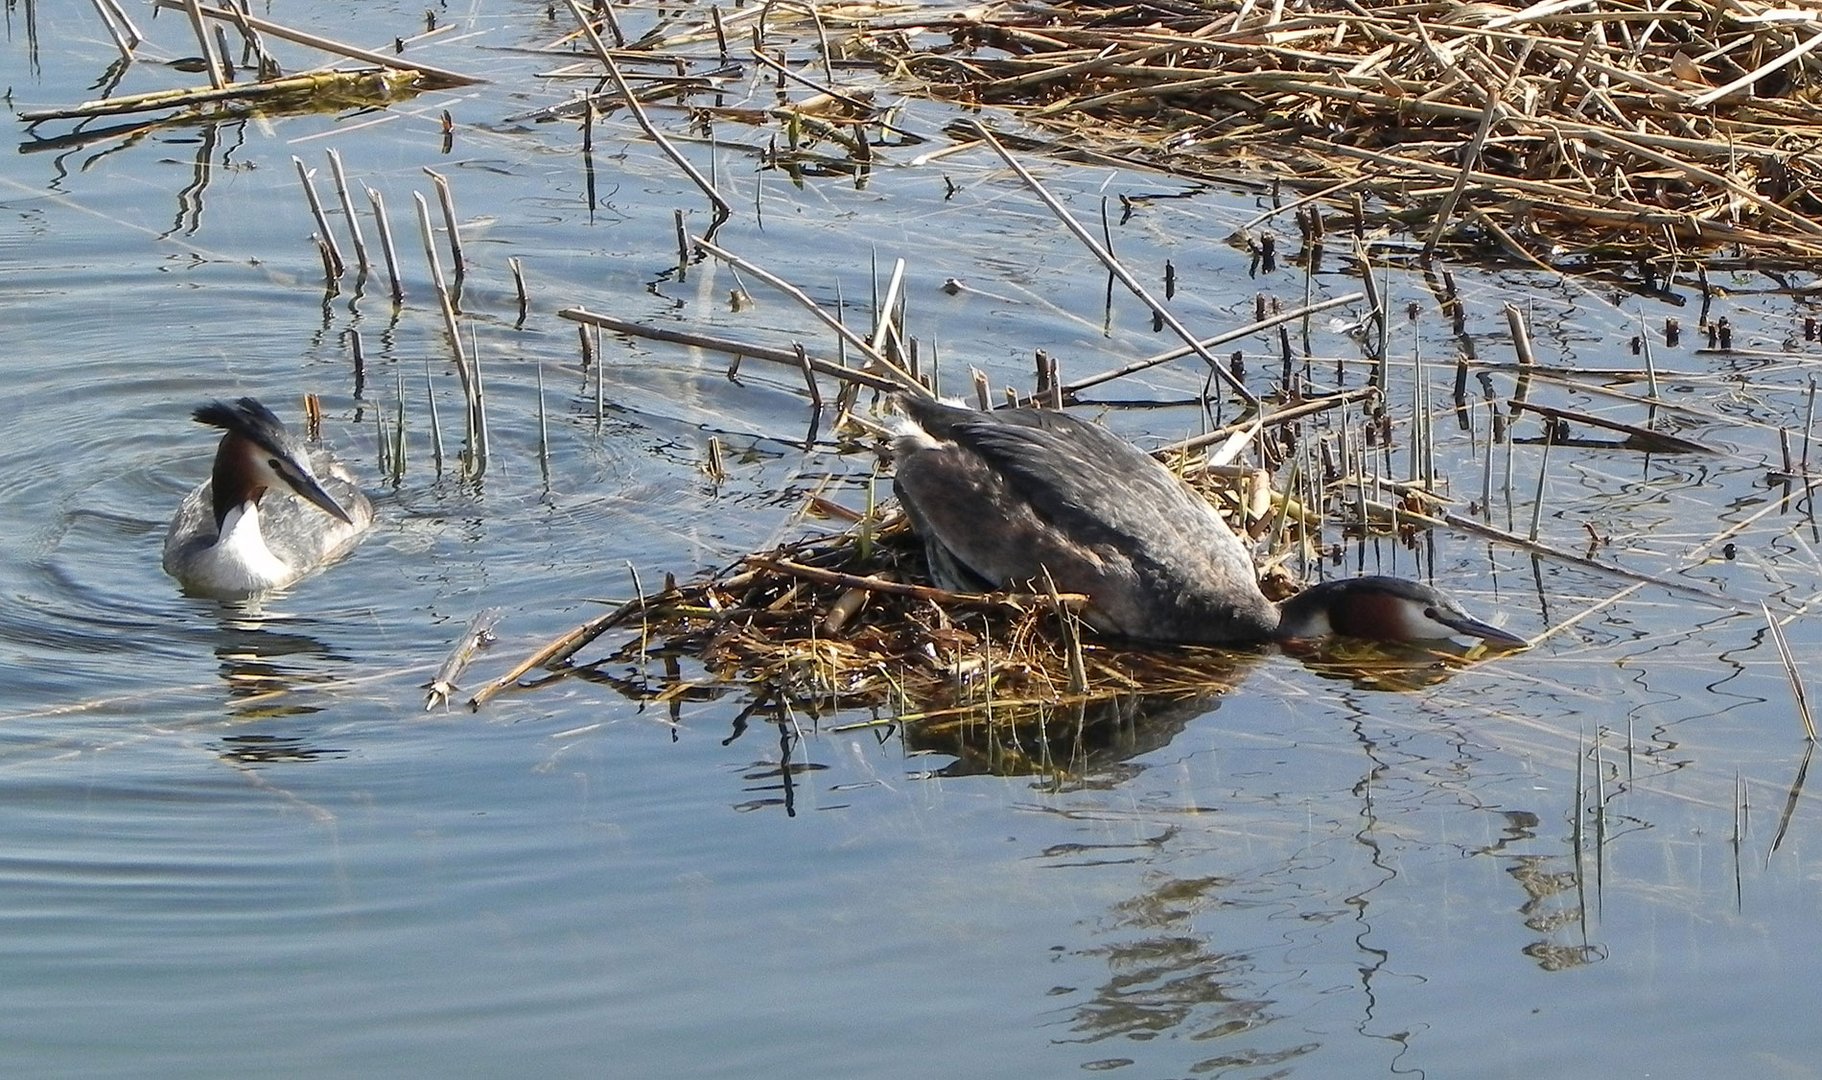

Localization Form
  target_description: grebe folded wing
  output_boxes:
[890,398,1278,642]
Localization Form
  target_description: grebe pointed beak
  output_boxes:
[1430,606,1528,648]
[287,469,355,525]
[265,452,355,525]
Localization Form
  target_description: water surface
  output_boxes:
[5,1,1822,1075]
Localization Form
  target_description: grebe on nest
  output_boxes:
[887,397,1524,648]
[162,397,373,598]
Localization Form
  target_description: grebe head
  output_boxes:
[1276,575,1526,648]
[194,398,354,530]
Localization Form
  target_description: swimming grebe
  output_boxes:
[162,397,374,598]
[887,397,1524,648]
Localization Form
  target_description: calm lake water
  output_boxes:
[6,1,1822,1076]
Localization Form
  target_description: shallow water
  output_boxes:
[6,1,1822,1075]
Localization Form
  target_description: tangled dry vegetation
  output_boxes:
[849,0,1822,263]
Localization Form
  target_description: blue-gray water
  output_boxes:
[6,1,1822,1075]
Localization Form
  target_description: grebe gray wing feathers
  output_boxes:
[891,398,1279,643]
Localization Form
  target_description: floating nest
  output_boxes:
[469,444,1490,781]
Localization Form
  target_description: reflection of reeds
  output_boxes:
[1764,603,1816,741]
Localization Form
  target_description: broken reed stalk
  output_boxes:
[1421,92,1502,259]
[293,157,345,279]
[215,1,273,75]
[372,389,391,477]
[425,359,445,476]
[509,257,528,322]
[468,586,694,707]
[470,322,492,473]
[593,337,605,428]
[558,307,902,392]
[870,258,907,356]
[1805,380,1817,476]
[1160,385,1376,457]
[325,149,369,275]
[365,187,405,304]
[536,363,550,482]
[90,0,142,60]
[179,0,227,90]
[691,237,924,391]
[348,329,366,398]
[968,121,1257,407]
[704,435,728,483]
[1506,302,1537,412]
[423,168,465,280]
[1770,743,1814,858]
[392,370,408,482]
[749,47,905,138]
[312,236,339,292]
[562,0,733,220]
[414,191,481,473]
[794,343,823,410]
[1528,424,1553,542]
[744,555,1087,611]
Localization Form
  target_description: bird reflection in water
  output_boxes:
[201,613,356,766]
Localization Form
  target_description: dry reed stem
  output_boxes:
[744,554,1087,610]
[691,237,926,391]
[1063,292,1366,396]
[21,69,422,123]
[558,307,904,392]
[425,608,503,711]
[1508,400,1720,454]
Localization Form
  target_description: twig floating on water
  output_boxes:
[426,609,504,711]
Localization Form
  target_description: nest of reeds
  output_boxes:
[474,467,1271,701]
[847,0,1822,263]
[467,424,1484,784]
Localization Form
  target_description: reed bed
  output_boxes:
[841,0,1822,262]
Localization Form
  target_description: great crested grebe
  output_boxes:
[162,397,373,598]
[887,397,1525,648]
